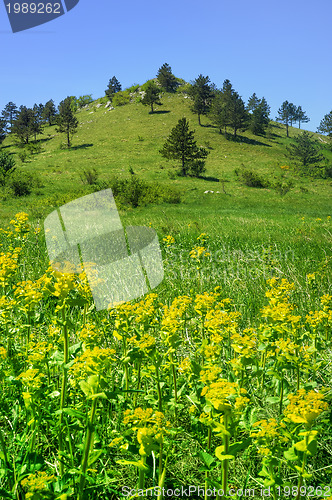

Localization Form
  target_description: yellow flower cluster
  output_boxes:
[122,407,170,457]
[201,377,249,413]
[17,368,46,391]
[77,322,100,348]
[284,388,329,427]
[21,470,55,498]
[250,418,288,455]
[69,346,115,383]
[0,247,21,286]
[163,234,175,247]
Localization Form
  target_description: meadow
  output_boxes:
[0,91,331,499]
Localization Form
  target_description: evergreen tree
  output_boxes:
[286,131,324,168]
[295,106,310,129]
[159,117,208,176]
[188,74,214,125]
[31,106,43,140]
[1,102,18,132]
[247,93,260,112]
[42,100,57,126]
[0,117,6,144]
[276,101,292,137]
[12,106,36,144]
[248,96,270,135]
[56,97,79,147]
[228,91,249,137]
[209,89,229,134]
[317,111,332,137]
[288,103,297,127]
[141,81,162,113]
[157,63,178,92]
[105,76,122,101]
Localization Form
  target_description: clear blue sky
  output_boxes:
[1,0,331,133]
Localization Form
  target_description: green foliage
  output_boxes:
[286,131,324,171]
[42,100,57,126]
[235,167,269,188]
[0,151,15,185]
[295,106,310,129]
[80,168,99,185]
[248,97,270,135]
[1,101,18,131]
[157,63,178,92]
[109,175,180,207]
[0,117,6,144]
[141,81,162,113]
[160,117,208,176]
[56,97,79,147]
[12,106,41,144]
[317,110,332,137]
[105,76,122,101]
[76,95,94,108]
[126,84,140,93]
[112,90,131,107]
[276,101,293,137]
[8,169,34,196]
[188,74,214,125]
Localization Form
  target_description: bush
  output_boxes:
[235,167,269,188]
[0,151,16,185]
[188,159,206,177]
[109,176,180,208]
[80,168,99,185]
[273,180,294,196]
[112,90,131,107]
[126,84,140,93]
[8,170,34,196]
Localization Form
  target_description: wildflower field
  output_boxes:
[0,210,331,500]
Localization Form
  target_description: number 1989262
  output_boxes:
[6,3,61,14]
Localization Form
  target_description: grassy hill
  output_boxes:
[0,91,331,227]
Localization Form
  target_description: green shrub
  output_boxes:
[112,90,131,107]
[80,168,99,185]
[0,151,15,185]
[8,170,34,196]
[109,176,180,208]
[188,159,206,177]
[235,167,269,188]
[126,84,140,93]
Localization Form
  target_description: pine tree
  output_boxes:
[248,96,270,135]
[286,131,324,168]
[276,101,292,137]
[160,118,208,176]
[228,91,249,137]
[209,89,229,134]
[1,102,18,132]
[56,97,79,147]
[141,81,162,113]
[157,63,178,92]
[247,93,260,112]
[105,76,122,101]
[317,111,332,137]
[288,103,297,127]
[188,74,214,126]
[295,106,310,129]
[42,100,57,126]
[12,106,36,144]
[0,117,6,144]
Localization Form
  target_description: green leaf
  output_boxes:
[215,446,234,461]
[116,460,149,471]
[266,396,280,404]
[294,440,307,452]
[284,446,298,461]
[307,439,317,456]
[199,451,216,468]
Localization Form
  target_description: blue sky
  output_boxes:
[1,0,331,133]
